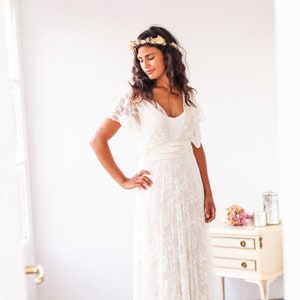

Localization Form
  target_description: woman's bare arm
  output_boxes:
[192,143,216,223]
[89,118,152,189]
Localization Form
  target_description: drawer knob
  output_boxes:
[241,262,247,268]
[240,240,246,247]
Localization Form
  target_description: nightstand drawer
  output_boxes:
[211,236,255,249]
[214,257,256,271]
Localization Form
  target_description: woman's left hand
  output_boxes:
[204,195,216,223]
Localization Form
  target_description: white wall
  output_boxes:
[17,0,283,299]
[275,0,300,299]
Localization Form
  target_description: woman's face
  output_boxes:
[137,46,166,81]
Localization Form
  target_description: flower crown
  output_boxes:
[129,35,178,51]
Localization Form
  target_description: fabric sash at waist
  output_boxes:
[141,142,193,160]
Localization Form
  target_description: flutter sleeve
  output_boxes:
[191,100,205,148]
[196,102,205,122]
[109,90,138,126]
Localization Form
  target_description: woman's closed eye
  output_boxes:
[138,55,155,63]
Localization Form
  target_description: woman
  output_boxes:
[90,25,219,300]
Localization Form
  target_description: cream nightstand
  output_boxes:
[209,221,283,300]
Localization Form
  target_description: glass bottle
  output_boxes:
[262,191,280,225]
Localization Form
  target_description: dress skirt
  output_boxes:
[133,142,218,300]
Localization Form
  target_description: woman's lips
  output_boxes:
[146,70,154,75]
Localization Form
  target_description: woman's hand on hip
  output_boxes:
[121,170,153,190]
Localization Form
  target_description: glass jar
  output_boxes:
[262,191,280,225]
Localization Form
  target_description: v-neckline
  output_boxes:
[154,98,185,119]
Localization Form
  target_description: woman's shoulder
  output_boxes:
[118,88,132,103]
[186,91,205,121]
[119,88,144,106]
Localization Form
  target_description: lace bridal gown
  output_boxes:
[110,91,219,300]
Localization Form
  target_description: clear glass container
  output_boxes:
[262,191,280,225]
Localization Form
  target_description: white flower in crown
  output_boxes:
[129,35,168,50]
[170,42,178,49]
[153,35,167,46]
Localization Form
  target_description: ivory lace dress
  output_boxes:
[110,91,219,300]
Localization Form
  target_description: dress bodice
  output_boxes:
[109,90,203,154]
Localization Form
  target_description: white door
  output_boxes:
[0,1,43,298]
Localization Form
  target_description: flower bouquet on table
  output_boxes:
[226,204,251,226]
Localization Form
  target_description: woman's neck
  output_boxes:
[155,75,170,90]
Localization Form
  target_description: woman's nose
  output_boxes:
[143,60,150,69]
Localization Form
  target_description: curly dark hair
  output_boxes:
[129,26,195,106]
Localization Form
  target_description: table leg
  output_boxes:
[246,278,274,300]
[257,280,270,300]
[219,276,225,300]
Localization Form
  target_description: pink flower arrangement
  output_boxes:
[226,204,250,226]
